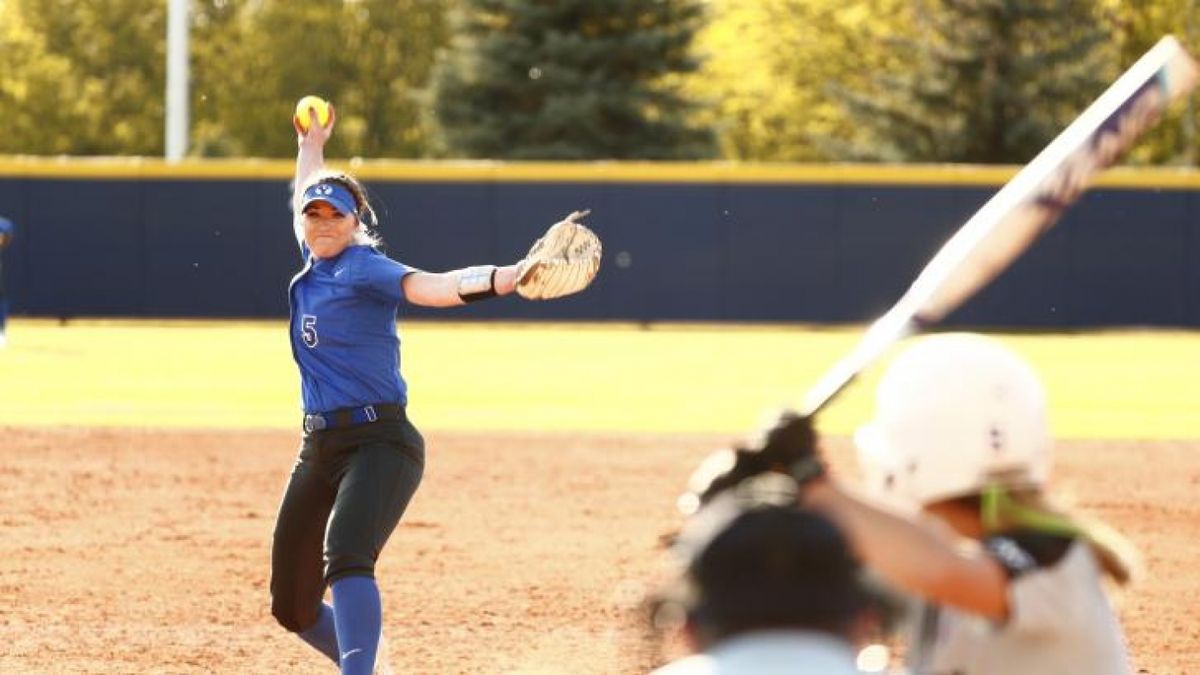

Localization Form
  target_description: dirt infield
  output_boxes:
[1,427,1197,674]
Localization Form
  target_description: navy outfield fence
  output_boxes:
[0,159,1196,327]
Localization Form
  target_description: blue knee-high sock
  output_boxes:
[331,576,382,675]
[297,602,339,664]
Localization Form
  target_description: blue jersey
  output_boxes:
[288,244,413,413]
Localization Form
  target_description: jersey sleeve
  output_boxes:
[353,249,414,302]
[986,535,1083,637]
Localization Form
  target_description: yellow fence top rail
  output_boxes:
[0,155,1198,189]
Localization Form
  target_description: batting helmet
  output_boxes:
[855,333,1051,506]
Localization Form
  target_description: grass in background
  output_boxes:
[0,318,1196,439]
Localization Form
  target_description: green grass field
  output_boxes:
[0,318,1196,439]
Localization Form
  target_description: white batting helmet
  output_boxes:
[855,333,1051,506]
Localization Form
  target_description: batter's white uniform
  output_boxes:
[909,534,1132,675]
[650,630,861,675]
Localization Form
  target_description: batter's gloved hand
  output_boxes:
[515,210,602,300]
[680,411,826,515]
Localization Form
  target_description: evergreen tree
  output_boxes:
[829,0,1117,164]
[430,0,716,159]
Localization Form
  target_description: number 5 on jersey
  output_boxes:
[301,314,319,348]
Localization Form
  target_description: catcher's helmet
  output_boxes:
[686,500,878,640]
[855,333,1051,506]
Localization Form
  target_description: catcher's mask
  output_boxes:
[855,333,1051,506]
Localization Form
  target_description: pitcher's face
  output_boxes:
[302,201,357,259]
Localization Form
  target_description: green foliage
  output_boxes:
[192,0,450,158]
[1102,0,1200,164]
[0,0,449,158]
[430,0,716,159]
[343,1,450,158]
[828,0,1119,163]
[684,0,915,161]
[0,0,1193,163]
[0,0,165,155]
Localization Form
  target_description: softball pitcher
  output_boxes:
[686,333,1137,674]
[270,102,599,675]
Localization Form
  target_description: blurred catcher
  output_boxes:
[269,100,600,675]
[652,474,896,675]
[683,333,1138,675]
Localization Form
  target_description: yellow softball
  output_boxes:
[294,95,331,131]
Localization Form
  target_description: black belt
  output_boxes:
[303,403,405,433]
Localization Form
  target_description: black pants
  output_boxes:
[270,417,425,633]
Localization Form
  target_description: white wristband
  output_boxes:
[457,265,497,302]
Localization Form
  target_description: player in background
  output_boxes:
[651,475,890,675]
[687,333,1138,674]
[269,102,594,675]
[0,216,13,347]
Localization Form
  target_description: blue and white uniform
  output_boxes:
[0,216,13,341]
[270,180,426,675]
[288,243,412,413]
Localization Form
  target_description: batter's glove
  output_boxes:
[515,210,602,300]
[680,411,826,515]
